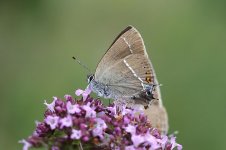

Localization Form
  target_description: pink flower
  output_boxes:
[22,88,182,149]
[71,129,82,139]
[144,132,160,149]
[64,94,73,101]
[121,105,132,115]
[125,124,136,134]
[59,115,73,128]
[158,135,168,148]
[75,87,91,100]
[170,136,182,150]
[66,101,81,114]
[123,116,130,124]
[125,145,136,150]
[107,105,117,117]
[131,134,145,147]
[170,136,176,149]
[51,146,60,150]
[95,118,107,129]
[44,97,57,112]
[19,139,32,150]
[45,116,59,130]
[177,144,183,150]
[82,104,96,118]
[92,127,103,139]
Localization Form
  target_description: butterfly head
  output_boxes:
[87,74,95,83]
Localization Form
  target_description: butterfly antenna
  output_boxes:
[72,56,92,74]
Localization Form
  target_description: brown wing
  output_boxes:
[144,99,169,135]
[144,76,168,134]
[94,26,159,104]
[95,26,147,81]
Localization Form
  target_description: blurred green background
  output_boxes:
[1,0,226,149]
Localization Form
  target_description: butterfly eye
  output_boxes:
[88,75,94,83]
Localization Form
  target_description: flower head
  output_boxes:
[21,88,182,150]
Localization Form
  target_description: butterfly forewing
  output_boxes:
[95,26,146,81]
[94,26,158,101]
[123,54,156,85]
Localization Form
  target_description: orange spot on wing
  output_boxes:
[145,76,152,83]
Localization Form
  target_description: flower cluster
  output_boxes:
[20,88,182,150]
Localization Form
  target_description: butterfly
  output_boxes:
[88,26,168,134]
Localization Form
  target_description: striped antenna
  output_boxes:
[72,56,92,74]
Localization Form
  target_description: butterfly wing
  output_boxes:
[144,99,169,134]
[95,26,147,81]
[94,26,158,104]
